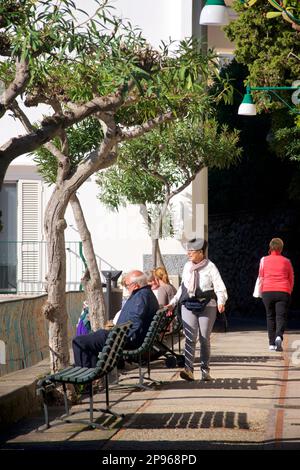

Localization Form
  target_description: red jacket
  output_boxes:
[259,251,294,294]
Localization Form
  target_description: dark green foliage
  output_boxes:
[214,3,300,208]
[226,2,300,94]
[209,59,299,212]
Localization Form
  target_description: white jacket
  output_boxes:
[169,259,228,308]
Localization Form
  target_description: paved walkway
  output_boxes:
[1,320,300,453]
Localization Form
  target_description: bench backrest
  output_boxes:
[122,308,166,357]
[95,321,132,375]
[157,307,174,337]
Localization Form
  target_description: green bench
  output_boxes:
[120,308,167,390]
[36,321,132,430]
[152,307,185,369]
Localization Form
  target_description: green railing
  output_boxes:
[0,241,86,294]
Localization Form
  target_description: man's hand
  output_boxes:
[164,304,175,317]
[165,303,175,311]
[104,320,114,330]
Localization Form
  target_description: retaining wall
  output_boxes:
[0,292,85,377]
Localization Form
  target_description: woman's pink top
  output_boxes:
[259,251,294,294]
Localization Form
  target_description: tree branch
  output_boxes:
[10,100,71,184]
[10,100,32,133]
[170,164,204,199]
[63,80,135,118]
[66,116,118,193]
[292,22,300,32]
[0,59,30,118]
[119,111,174,141]
[0,82,134,186]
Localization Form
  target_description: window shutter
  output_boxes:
[17,181,43,292]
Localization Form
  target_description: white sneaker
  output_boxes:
[269,345,276,351]
[275,336,283,352]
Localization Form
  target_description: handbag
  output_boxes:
[253,277,262,298]
[253,257,264,298]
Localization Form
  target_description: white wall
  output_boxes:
[77,0,193,47]
[61,176,191,272]
[112,0,193,46]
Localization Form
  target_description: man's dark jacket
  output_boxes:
[72,285,159,367]
[117,285,159,349]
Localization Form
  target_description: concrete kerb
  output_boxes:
[0,357,50,429]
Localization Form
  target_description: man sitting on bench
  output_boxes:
[72,270,159,368]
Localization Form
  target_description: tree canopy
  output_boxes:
[0,0,228,189]
[226,1,300,103]
[225,0,300,168]
[96,117,241,267]
[97,118,241,210]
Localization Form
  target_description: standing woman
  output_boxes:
[257,238,294,351]
[166,238,227,382]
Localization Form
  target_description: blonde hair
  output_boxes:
[269,238,284,253]
[154,267,170,284]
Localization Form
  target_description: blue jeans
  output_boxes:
[72,329,109,367]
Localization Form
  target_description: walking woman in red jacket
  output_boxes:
[257,238,294,351]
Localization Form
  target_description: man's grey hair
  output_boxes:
[129,272,148,287]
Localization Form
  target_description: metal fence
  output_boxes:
[0,241,86,294]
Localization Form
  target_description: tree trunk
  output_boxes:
[151,238,166,269]
[139,203,166,270]
[151,238,157,269]
[70,194,106,330]
[42,187,70,373]
[156,239,165,269]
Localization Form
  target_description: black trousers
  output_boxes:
[261,291,290,345]
[72,329,109,368]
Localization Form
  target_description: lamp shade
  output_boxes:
[238,92,257,116]
[199,0,230,26]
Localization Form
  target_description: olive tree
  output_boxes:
[97,119,241,268]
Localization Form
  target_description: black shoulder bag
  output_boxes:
[183,289,216,314]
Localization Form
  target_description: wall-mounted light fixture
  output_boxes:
[199,0,229,25]
[238,82,300,116]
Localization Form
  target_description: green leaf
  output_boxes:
[246,0,259,7]
[266,11,283,18]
